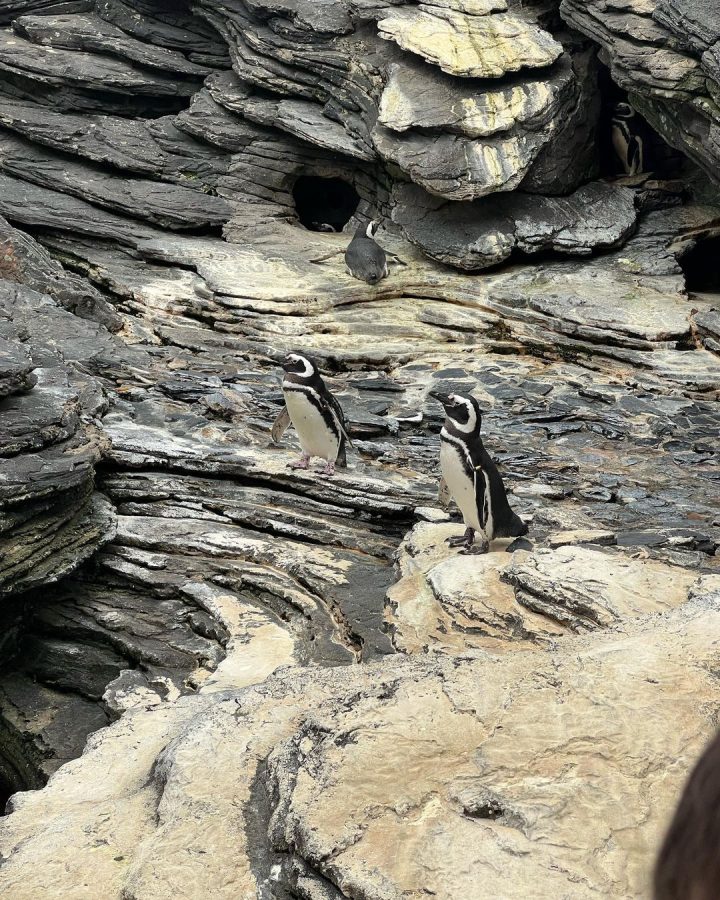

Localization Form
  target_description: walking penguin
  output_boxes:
[431,391,527,553]
[271,353,352,477]
[344,221,388,285]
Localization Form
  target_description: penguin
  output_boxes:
[344,221,388,284]
[611,102,644,176]
[430,391,527,554]
[271,352,352,476]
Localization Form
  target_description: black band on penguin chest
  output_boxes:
[284,385,339,435]
[441,432,476,481]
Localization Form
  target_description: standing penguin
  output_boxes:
[430,391,527,553]
[344,221,388,284]
[271,353,352,476]
[611,102,644,176]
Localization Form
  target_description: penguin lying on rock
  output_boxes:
[271,353,352,477]
[310,220,405,281]
[430,391,528,554]
[344,221,388,284]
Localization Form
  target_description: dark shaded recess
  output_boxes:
[680,234,720,293]
[0,71,194,119]
[0,596,47,813]
[596,62,684,178]
[292,175,359,232]
[0,1,93,25]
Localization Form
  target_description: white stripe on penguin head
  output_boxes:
[450,394,477,433]
[287,354,315,379]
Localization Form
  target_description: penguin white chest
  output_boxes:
[440,439,481,532]
[284,388,339,461]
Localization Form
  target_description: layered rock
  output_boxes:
[0,280,116,599]
[0,0,717,896]
[560,0,720,185]
[392,179,638,268]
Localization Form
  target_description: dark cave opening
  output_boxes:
[0,778,16,815]
[679,234,720,293]
[292,176,360,232]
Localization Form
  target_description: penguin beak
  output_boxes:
[429,390,450,407]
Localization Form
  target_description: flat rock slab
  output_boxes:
[386,521,566,653]
[0,214,120,330]
[2,593,719,898]
[0,132,232,231]
[235,92,374,161]
[393,180,637,268]
[504,544,699,630]
[379,55,573,138]
[0,27,197,95]
[13,13,211,76]
[378,5,563,79]
[375,123,554,200]
[95,0,229,63]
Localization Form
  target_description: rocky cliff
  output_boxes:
[0,0,718,898]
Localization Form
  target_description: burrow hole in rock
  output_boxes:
[0,721,45,815]
[597,63,684,179]
[679,232,720,294]
[292,175,360,233]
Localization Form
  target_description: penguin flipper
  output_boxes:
[438,476,450,507]
[310,249,343,265]
[628,135,643,175]
[328,392,354,448]
[336,439,348,468]
[271,405,291,443]
[473,465,489,531]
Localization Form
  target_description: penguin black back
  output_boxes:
[344,221,388,285]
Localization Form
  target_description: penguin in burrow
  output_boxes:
[611,102,644,176]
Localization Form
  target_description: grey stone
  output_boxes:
[392,180,637,269]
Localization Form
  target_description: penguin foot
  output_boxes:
[460,541,490,556]
[288,454,311,470]
[446,527,475,548]
[318,461,336,477]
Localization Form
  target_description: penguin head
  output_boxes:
[367,220,380,238]
[364,220,380,239]
[282,352,317,380]
[613,102,635,120]
[430,391,482,435]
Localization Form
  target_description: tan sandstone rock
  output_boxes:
[378,6,563,79]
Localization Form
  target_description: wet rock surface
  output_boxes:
[0,0,717,897]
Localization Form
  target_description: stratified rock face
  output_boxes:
[0,0,717,896]
[0,270,116,599]
[560,0,720,186]
[392,179,637,268]
[186,0,609,256]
